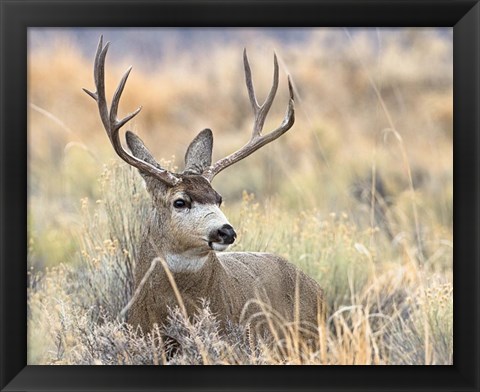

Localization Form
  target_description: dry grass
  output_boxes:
[28,28,452,365]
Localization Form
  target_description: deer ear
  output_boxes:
[126,131,170,193]
[183,128,213,175]
[126,131,162,169]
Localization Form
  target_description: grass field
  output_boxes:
[28,28,452,364]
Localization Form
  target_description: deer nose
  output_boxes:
[217,224,237,244]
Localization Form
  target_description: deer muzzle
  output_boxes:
[208,224,237,251]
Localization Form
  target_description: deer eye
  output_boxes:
[173,199,188,209]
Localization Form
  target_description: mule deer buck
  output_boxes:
[84,37,324,341]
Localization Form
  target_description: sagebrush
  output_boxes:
[28,28,452,365]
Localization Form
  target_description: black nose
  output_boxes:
[217,224,237,244]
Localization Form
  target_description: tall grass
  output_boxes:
[28,163,452,365]
[28,28,452,364]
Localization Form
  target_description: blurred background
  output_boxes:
[28,27,452,271]
[27,27,453,365]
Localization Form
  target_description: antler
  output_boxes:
[203,49,295,181]
[83,36,180,186]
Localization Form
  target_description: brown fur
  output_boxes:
[176,175,222,205]
[84,39,324,342]
[128,174,324,339]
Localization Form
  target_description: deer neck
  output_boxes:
[141,208,226,293]
[164,250,211,274]
[145,238,217,275]
[159,250,224,298]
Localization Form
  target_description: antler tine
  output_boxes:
[203,52,294,182]
[243,49,279,138]
[82,36,103,101]
[243,49,259,112]
[83,36,180,186]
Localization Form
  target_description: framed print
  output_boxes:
[1,0,479,391]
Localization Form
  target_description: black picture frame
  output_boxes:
[1,0,478,391]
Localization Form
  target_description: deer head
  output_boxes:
[125,128,234,257]
[83,36,295,266]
